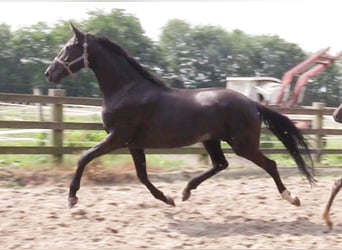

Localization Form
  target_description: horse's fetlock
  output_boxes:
[334,178,342,187]
[217,162,228,170]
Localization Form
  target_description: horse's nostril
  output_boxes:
[45,71,50,78]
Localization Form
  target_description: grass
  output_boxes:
[0,153,186,172]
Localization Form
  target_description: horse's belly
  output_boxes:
[133,126,218,148]
[132,103,223,148]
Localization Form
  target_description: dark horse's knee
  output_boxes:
[213,160,228,173]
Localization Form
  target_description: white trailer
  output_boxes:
[226,77,288,105]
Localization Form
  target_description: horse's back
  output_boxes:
[164,87,260,123]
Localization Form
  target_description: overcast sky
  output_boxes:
[0,1,341,55]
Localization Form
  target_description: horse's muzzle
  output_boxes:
[44,65,62,84]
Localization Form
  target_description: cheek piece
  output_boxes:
[53,34,89,77]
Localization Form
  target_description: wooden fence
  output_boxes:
[0,90,341,163]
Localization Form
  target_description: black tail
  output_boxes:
[257,103,316,185]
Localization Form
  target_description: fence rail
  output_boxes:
[0,120,341,135]
[0,91,341,163]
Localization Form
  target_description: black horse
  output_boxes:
[45,24,315,209]
[323,104,342,229]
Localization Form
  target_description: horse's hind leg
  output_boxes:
[323,178,342,229]
[182,140,228,201]
[129,147,175,206]
[234,144,300,206]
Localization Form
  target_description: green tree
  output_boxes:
[0,24,17,93]
[10,22,56,94]
[159,21,342,106]
[246,35,306,78]
[303,65,342,106]
[84,9,164,79]
[160,20,233,88]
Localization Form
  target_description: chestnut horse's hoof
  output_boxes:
[323,212,333,230]
[292,196,300,206]
[68,196,78,208]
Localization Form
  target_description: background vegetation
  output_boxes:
[0,8,341,106]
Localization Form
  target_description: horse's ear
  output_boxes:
[70,23,85,42]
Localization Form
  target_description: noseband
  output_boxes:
[54,34,89,76]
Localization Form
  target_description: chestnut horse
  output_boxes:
[323,103,342,229]
[45,24,315,210]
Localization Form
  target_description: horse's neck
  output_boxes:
[92,64,162,102]
[93,68,119,92]
[90,54,137,96]
[90,47,168,101]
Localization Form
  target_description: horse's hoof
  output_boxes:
[68,196,78,208]
[182,190,191,201]
[323,212,333,229]
[165,195,176,207]
[292,197,300,206]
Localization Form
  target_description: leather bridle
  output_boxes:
[53,34,89,76]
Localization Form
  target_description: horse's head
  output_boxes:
[45,24,89,83]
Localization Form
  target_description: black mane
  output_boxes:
[94,35,169,89]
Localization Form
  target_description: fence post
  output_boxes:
[33,88,47,146]
[312,102,325,163]
[48,89,65,163]
[33,88,44,122]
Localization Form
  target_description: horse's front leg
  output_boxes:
[129,147,175,206]
[69,131,124,208]
[323,178,342,229]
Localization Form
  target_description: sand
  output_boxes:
[1,167,341,249]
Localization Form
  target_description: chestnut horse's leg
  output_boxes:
[69,132,124,208]
[182,140,228,201]
[324,105,342,228]
[323,178,342,229]
[129,147,175,206]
